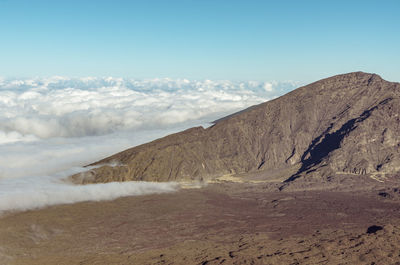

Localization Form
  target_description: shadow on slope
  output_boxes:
[284,98,392,183]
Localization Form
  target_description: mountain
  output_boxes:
[71,72,400,185]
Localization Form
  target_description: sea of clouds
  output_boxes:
[0,76,299,213]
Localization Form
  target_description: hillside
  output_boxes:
[71,72,400,184]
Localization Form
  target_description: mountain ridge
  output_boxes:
[71,72,400,185]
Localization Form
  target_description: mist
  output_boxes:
[0,76,298,213]
[0,167,178,213]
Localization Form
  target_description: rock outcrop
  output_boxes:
[71,72,400,184]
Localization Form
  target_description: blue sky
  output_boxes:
[0,0,399,82]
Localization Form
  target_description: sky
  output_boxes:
[0,0,399,82]
[0,1,399,213]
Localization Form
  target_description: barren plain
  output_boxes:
[1,174,400,264]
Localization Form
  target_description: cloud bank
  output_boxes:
[0,76,299,212]
[0,167,178,213]
[0,77,299,140]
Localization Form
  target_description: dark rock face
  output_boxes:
[366,225,383,234]
[71,72,400,184]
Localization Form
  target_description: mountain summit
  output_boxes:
[72,72,400,185]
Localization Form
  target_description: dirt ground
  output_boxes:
[1,178,400,265]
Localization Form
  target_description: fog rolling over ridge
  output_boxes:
[0,76,298,212]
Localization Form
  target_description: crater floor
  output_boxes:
[1,176,400,264]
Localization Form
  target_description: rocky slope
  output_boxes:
[71,72,400,184]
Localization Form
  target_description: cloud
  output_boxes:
[0,77,300,138]
[0,167,178,213]
[0,76,300,213]
[0,124,201,179]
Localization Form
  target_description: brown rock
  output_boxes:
[71,72,400,184]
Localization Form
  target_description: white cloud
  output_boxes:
[263,82,273,92]
[0,77,299,138]
[0,124,202,179]
[0,167,178,213]
[0,76,300,213]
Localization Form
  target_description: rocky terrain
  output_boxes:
[2,72,400,265]
[71,72,400,186]
[1,179,400,265]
